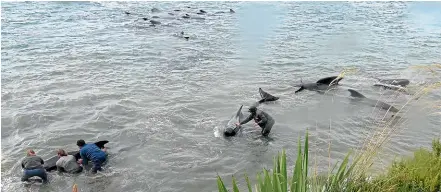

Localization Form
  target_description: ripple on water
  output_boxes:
[2,1,441,192]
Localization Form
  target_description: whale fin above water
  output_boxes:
[236,105,244,123]
[348,89,366,98]
[316,76,342,85]
[258,88,279,103]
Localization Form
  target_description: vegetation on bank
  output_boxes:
[356,138,441,192]
[216,132,441,192]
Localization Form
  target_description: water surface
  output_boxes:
[2,2,440,192]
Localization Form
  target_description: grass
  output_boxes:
[354,138,441,192]
[217,132,310,192]
[217,131,365,192]
[217,132,441,192]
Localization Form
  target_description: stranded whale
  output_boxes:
[224,105,245,137]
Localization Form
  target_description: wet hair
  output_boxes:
[77,139,86,147]
[249,106,257,113]
[57,149,67,156]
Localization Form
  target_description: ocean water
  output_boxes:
[1,1,440,192]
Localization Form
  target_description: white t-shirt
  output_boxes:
[55,155,81,173]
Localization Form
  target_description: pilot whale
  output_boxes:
[224,105,245,137]
[373,78,410,91]
[348,89,399,113]
[295,76,343,94]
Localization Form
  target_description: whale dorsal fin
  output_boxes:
[236,105,243,118]
[348,89,366,98]
[316,76,340,85]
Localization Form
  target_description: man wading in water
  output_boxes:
[236,106,275,136]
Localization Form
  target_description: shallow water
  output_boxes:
[1,2,440,192]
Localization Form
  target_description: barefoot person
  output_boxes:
[21,149,48,183]
[56,149,83,174]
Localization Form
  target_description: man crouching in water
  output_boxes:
[236,106,275,136]
[21,149,48,183]
[76,139,108,174]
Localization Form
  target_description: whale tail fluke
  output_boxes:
[258,88,279,102]
[295,86,305,94]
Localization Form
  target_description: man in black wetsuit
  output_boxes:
[236,106,275,136]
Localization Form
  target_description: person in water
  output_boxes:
[236,106,275,136]
[21,149,48,183]
[55,149,83,174]
[77,139,108,174]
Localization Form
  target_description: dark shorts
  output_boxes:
[22,168,48,183]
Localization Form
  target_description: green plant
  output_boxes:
[216,131,362,192]
[217,131,309,192]
[353,138,441,192]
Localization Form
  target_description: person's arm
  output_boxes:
[80,149,88,166]
[238,114,253,125]
[21,160,25,169]
[40,157,44,165]
[256,113,268,125]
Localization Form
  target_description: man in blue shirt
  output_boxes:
[76,139,108,174]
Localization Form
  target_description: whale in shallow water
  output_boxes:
[348,89,399,113]
[295,76,343,94]
[43,140,109,172]
[378,79,410,87]
[373,78,410,90]
[258,88,279,104]
[223,105,245,137]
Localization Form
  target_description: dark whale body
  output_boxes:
[295,76,343,94]
[348,89,399,113]
[373,78,410,91]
